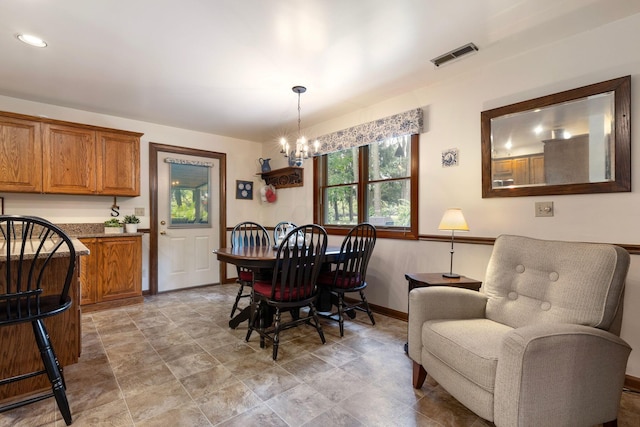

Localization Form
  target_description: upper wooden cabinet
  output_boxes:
[43,123,97,194]
[96,131,140,196]
[0,111,142,196]
[0,116,42,193]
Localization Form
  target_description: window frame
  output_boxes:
[313,134,419,239]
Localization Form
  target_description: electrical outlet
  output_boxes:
[535,201,554,217]
[134,207,145,216]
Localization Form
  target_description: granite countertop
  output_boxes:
[56,223,145,238]
[0,238,89,261]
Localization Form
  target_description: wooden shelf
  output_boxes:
[259,166,303,188]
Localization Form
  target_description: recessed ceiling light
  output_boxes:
[16,33,47,48]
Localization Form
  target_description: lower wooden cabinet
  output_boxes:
[79,235,142,310]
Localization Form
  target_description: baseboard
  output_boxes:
[343,296,407,321]
[625,375,640,392]
[80,295,144,313]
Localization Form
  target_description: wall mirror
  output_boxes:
[481,76,630,198]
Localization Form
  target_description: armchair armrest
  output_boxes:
[495,323,631,427]
[408,287,487,362]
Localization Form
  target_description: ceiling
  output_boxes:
[1,0,638,143]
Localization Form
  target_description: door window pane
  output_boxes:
[169,163,210,227]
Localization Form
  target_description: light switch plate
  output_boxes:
[134,207,145,216]
[535,201,554,217]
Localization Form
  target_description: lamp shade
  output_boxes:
[438,208,469,231]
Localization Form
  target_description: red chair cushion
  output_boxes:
[317,270,362,289]
[238,270,253,282]
[253,279,314,301]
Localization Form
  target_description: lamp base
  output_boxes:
[442,272,461,279]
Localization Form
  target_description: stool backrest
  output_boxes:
[0,215,76,325]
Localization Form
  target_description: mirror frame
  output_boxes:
[481,76,631,198]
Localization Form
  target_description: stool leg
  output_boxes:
[32,320,72,426]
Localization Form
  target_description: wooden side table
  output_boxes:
[404,273,482,353]
[405,273,482,293]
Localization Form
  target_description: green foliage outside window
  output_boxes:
[323,135,411,227]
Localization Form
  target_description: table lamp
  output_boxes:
[438,208,469,278]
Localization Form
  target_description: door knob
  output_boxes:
[160,230,166,235]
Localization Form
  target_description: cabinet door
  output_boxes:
[96,131,140,196]
[0,116,42,192]
[512,158,530,185]
[42,124,96,194]
[98,236,142,301]
[530,155,545,184]
[78,238,98,305]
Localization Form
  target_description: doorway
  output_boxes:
[149,143,227,295]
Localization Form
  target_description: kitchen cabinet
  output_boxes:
[0,111,142,196]
[79,235,142,310]
[0,116,42,193]
[492,154,544,186]
[97,131,140,195]
[43,123,97,194]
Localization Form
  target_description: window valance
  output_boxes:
[314,108,423,155]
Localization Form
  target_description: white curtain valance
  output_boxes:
[314,108,423,155]
[164,158,213,168]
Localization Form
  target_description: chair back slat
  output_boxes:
[332,223,376,289]
[0,215,75,324]
[270,224,327,303]
[231,221,270,248]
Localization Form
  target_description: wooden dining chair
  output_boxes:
[273,221,296,246]
[229,221,270,318]
[0,215,75,425]
[246,224,328,360]
[317,222,377,336]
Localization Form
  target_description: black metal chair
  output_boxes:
[317,222,376,337]
[229,221,270,318]
[0,215,75,425]
[246,224,328,360]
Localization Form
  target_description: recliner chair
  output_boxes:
[408,234,631,427]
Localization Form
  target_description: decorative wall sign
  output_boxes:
[236,180,253,199]
[442,148,459,167]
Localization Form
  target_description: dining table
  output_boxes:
[213,245,342,328]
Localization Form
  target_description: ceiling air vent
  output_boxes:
[431,43,479,67]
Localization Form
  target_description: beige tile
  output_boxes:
[134,402,211,427]
[266,383,335,426]
[67,376,123,414]
[165,351,220,379]
[196,381,263,424]
[302,406,365,427]
[69,398,133,426]
[125,379,192,423]
[241,365,301,401]
[116,363,177,398]
[179,365,237,399]
[215,403,288,427]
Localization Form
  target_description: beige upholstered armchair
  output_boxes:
[408,235,631,427]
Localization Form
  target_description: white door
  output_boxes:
[157,152,220,292]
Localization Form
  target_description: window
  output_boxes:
[314,134,418,239]
[169,162,210,227]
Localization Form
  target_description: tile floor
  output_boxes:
[1,284,639,426]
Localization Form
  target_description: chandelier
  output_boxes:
[279,86,319,166]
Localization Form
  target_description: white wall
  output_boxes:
[261,13,640,377]
[2,13,639,376]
